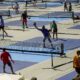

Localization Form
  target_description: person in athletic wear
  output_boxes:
[25,1,28,7]
[13,2,19,14]
[0,48,15,74]
[0,15,8,39]
[50,21,58,39]
[64,1,68,11]
[21,11,28,31]
[73,50,80,80]
[68,2,72,12]
[33,22,53,48]
[33,0,37,7]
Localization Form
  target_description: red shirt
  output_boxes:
[1,51,10,64]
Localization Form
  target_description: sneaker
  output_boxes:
[52,47,55,49]
[26,26,28,28]
[12,72,16,74]
[43,46,46,48]
[3,71,6,73]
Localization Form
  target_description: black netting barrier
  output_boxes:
[0,10,10,16]
[27,11,74,18]
[0,40,64,55]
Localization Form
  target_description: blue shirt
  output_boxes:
[0,16,4,27]
[39,29,50,37]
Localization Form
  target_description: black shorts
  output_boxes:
[0,26,4,29]
[4,62,12,67]
[53,29,57,33]
[75,67,80,74]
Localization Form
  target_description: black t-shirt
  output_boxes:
[21,13,27,19]
[64,2,67,8]
[33,0,36,1]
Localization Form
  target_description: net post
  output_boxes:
[45,1,47,8]
[72,11,74,23]
[3,25,4,40]
[51,53,54,68]
[8,9,11,17]
[42,0,44,3]
[25,1,28,7]
[60,43,65,56]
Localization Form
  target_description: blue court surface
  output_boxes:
[0,36,79,73]
[9,51,50,62]
[10,37,80,50]
[0,42,52,73]
[68,24,80,29]
[60,0,79,3]
[0,2,12,6]
[5,18,66,28]
[5,17,68,28]
[0,37,80,74]
[1,37,80,62]
[0,58,37,73]
[0,2,62,8]
[57,70,77,80]
[33,2,63,8]
[4,10,73,28]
